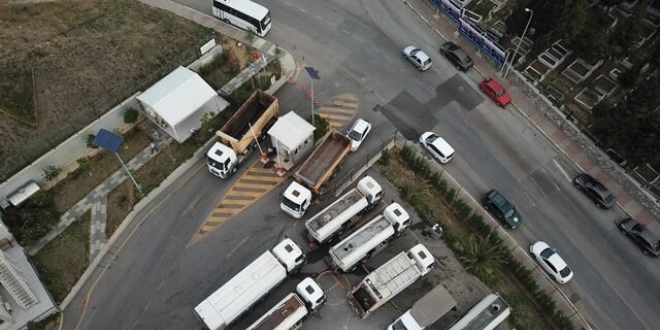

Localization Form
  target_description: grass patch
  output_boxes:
[106,181,138,238]
[32,211,91,303]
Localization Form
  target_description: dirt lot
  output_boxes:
[0,1,216,181]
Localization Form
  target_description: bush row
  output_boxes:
[396,145,574,330]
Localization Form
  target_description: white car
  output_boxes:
[529,241,573,284]
[419,132,455,163]
[403,46,432,71]
[347,118,372,152]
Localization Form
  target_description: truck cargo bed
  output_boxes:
[221,90,277,139]
[295,130,351,193]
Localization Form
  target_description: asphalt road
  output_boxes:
[61,1,660,330]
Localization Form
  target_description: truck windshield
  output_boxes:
[282,196,301,211]
[207,157,229,171]
[391,319,408,330]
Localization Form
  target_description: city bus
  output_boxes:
[212,0,272,37]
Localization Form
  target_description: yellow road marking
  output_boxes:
[233,182,278,190]
[157,280,165,292]
[226,236,250,259]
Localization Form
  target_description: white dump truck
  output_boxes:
[347,244,434,319]
[387,284,457,330]
[447,293,511,330]
[245,277,327,330]
[328,203,411,272]
[300,176,383,244]
[206,90,278,179]
[194,238,305,330]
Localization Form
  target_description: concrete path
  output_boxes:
[27,0,297,259]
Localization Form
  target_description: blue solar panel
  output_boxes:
[93,128,124,153]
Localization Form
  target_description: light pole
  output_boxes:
[304,66,321,126]
[503,8,533,79]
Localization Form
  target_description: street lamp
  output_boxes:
[304,66,321,126]
[503,8,533,79]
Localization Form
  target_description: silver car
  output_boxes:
[403,46,432,71]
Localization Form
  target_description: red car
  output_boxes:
[479,78,511,107]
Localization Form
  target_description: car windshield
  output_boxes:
[391,320,408,330]
[504,209,516,218]
[496,88,505,97]
[559,266,571,277]
[410,48,420,56]
[540,247,555,259]
[426,134,439,143]
[281,197,301,211]
[348,129,363,141]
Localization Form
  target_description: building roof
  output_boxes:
[137,66,217,127]
[268,112,315,149]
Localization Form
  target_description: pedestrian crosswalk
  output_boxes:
[315,93,359,129]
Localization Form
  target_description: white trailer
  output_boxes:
[347,244,434,319]
[245,277,326,330]
[194,239,305,330]
[328,203,411,272]
[387,284,457,330]
[447,293,511,330]
[300,176,383,244]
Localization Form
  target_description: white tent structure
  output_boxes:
[267,112,315,170]
[137,66,228,142]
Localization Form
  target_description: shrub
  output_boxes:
[124,107,139,123]
[378,148,390,165]
[86,134,98,148]
[43,165,63,181]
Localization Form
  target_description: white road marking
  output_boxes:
[553,159,572,182]
[329,22,336,28]
[341,29,351,35]
[355,37,364,43]
[315,15,323,20]
[299,8,308,13]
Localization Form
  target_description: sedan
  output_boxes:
[440,42,473,71]
[419,132,455,164]
[479,77,511,106]
[573,173,617,209]
[347,118,372,152]
[619,218,660,257]
[403,46,432,71]
[529,241,574,284]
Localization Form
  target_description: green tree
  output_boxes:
[609,2,646,59]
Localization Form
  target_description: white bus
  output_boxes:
[212,0,272,37]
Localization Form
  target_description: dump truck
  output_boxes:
[387,284,457,330]
[293,129,351,194]
[447,293,511,330]
[328,203,411,272]
[347,244,434,319]
[206,90,278,179]
[245,277,327,330]
[194,238,305,330]
[299,176,383,244]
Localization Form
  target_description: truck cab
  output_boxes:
[281,181,313,219]
[296,277,327,313]
[408,244,434,276]
[271,238,306,273]
[356,176,384,209]
[206,142,238,179]
[384,203,411,235]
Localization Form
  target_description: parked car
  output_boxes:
[483,190,521,229]
[419,132,455,164]
[403,46,432,71]
[479,78,511,106]
[529,241,574,284]
[439,42,473,71]
[347,118,372,152]
[618,218,660,257]
[573,173,616,209]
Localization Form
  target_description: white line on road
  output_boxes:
[553,158,572,182]
[315,15,323,20]
[341,29,351,35]
[299,8,308,13]
[329,22,336,27]
[355,37,364,43]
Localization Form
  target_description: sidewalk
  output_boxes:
[404,0,660,231]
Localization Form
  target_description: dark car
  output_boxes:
[619,218,660,257]
[573,173,616,209]
[483,190,521,229]
[440,42,474,71]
